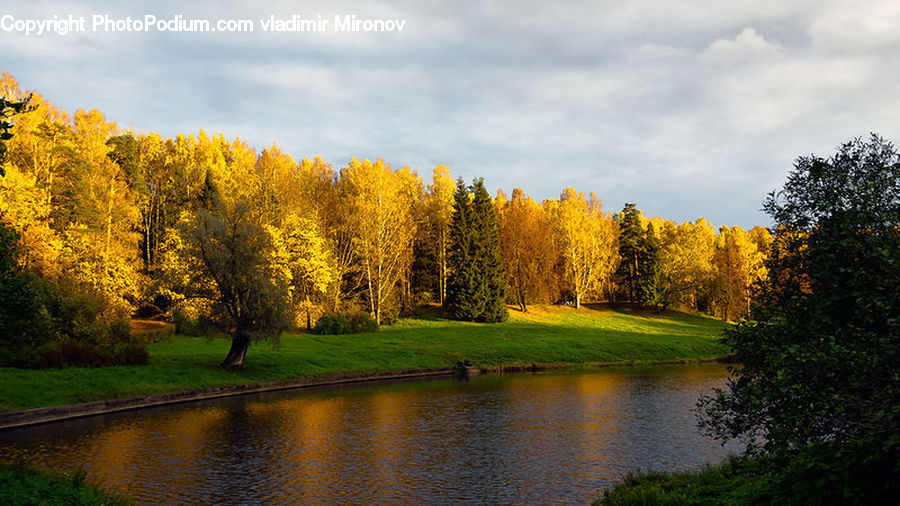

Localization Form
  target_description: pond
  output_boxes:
[0,363,741,504]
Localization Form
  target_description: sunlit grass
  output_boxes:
[0,305,728,412]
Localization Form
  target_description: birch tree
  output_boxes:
[546,188,618,309]
[340,158,418,324]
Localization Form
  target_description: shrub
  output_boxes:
[312,313,350,335]
[347,311,379,333]
[312,311,378,335]
[172,309,217,336]
[173,308,190,334]
[33,339,149,368]
[117,340,149,365]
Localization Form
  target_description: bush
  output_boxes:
[172,309,217,336]
[348,311,379,333]
[136,324,175,344]
[312,311,378,335]
[117,340,149,365]
[173,308,190,335]
[33,339,148,368]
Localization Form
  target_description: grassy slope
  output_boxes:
[595,456,774,506]
[0,305,728,412]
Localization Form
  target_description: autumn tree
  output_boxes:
[657,218,717,312]
[297,156,359,312]
[425,165,455,305]
[184,204,290,369]
[340,158,418,324]
[498,188,557,312]
[269,214,335,329]
[546,188,618,309]
[0,164,61,277]
[57,110,142,317]
[713,226,766,321]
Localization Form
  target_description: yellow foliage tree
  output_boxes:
[59,109,142,316]
[340,158,419,324]
[545,188,618,309]
[425,165,455,305]
[658,218,717,312]
[0,165,62,277]
[714,226,767,321]
[498,188,557,311]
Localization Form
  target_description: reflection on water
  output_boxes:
[0,364,740,504]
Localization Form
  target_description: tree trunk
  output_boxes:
[575,293,581,310]
[221,332,251,370]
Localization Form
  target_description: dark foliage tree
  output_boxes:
[106,134,147,194]
[471,178,508,322]
[617,203,644,303]
[637,222,666,309]
[699,134,900,504]
[0,94,31,175]
[178,177,291,369]
[447,178,508,322]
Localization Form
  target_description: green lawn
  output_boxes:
[0,305,729,412]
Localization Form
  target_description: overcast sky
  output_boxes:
[2,1,899,227]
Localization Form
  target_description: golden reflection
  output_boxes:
[246,395,346,502]
[360,390,414,491]
[86,407,228,498]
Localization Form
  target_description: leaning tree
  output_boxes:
[173,182,291,369]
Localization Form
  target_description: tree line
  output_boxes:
[0,73,770,366]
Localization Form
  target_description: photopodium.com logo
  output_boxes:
[0,13,408,36]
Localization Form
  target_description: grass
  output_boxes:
[595,455,775,506]
[0,304,729,412]
[0,462,130,505]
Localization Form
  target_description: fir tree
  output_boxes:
[637,222,666,310]
[447,178,508,322]
[470,178,508,322]
[447,178,479,319]
[616,203,644,303]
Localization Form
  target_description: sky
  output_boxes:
[2,0,899,228]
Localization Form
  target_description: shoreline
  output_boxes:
[0,356,730,431]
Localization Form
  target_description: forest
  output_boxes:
[0,72,770,368]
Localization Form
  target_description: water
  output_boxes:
[0,364,740,504]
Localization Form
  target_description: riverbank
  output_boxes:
[0,305,729,414]
[596,455,773,505]
[0,463,130,505]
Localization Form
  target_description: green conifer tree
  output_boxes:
[470,178,508,322]
[447,178,508,322]
[447,178,480,319]
[616,203,644,303]
[637,222,666,310]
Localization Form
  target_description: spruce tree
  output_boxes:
[447,178,508,322]
[637,222,666,310]
[616,203,645,303]
[470,178,508,322]
[447,178,481,319]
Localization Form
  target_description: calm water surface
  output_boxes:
[0,364,740,504]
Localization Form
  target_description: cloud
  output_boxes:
[1,0,898,227]
[700,27,781,64]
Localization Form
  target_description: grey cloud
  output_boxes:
[2,0,898,227]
